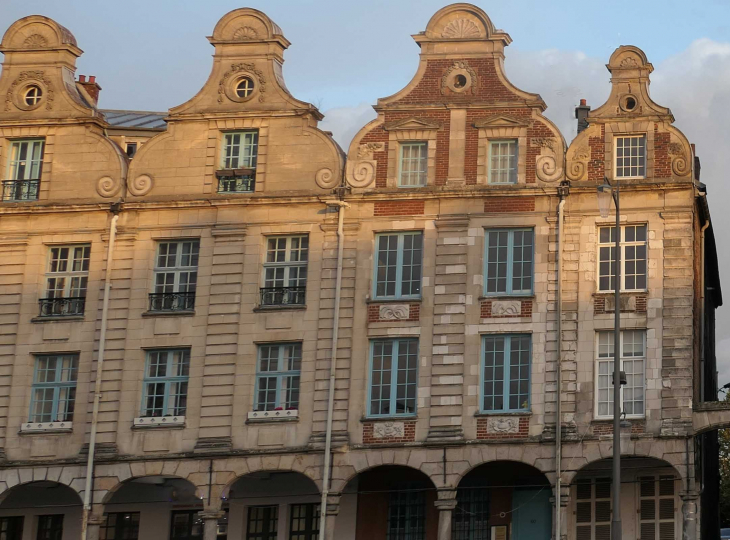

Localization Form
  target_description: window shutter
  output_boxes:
[639,475,676,540]
[575,478,611,540]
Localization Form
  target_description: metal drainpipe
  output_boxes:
[81,207,120,540]
[318,199,349,540]
[698,192,709,402]
[555,189,567,540]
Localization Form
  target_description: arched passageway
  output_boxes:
[0,481,82,540]
[454,461,552,540]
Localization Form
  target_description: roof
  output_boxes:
[101,109,167,130]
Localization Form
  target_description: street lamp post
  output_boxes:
[597,178,622,540]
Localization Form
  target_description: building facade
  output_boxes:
[0,4,725,540]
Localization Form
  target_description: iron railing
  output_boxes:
[216,169,255,193]
[148,292,196,312]
[38,297,86,317]
[2,179,39,202]
[259,286,306,307]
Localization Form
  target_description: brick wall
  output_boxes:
[593,294,647,315]
[373,200,425,217]
[654,124,672,178]
[476,416,529,440]
[362,420,417,444]
[368,303,420,322]
[483,196,535,213]
[592,421,645,435]
[588,124,606,182]
[480,300,533,318]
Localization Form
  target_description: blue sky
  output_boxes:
[4,1,730,387]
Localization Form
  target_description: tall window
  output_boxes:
[219,131,258,193]
[40,245,90,317]
[488,140,518,184]
[261,236,308,306]
[369,339,418,417]
[374,232,423,299]
[638,476,676,540]
[289,504,320,540]
[100,513,140,540]
[598,225,647,291]
[29,355,78,424]
[615,135,646,178]
[246,506,278,540]
[399,142,428,187]
[37,515,64,540]
[150,240,199,311]
[3,139,44,201]
[170,511,203,540]
[141,349,190,418]
[452,489,489,540]
[596,330,645,418]
[387,489,425,540]
[482,335,531,412]
[484,229,533,295]
[0,517,23,540]
[255,343,301,411]
[575,479,611,540]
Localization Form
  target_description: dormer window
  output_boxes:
[488,140,518,184]
[235,77,255,98]
[24,85,43,107]
[615,135,645,178]
[398,142,427,187]
[217,131,258,193]
[3,139,44,202]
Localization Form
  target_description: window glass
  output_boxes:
[8,139,44,180]
[482,335,530,412]
[374,232,423,299]
[596,330,645,418]
[489,140,518,184]
[41,245,91,317]
[142,349,190,417]
[151,240,199,311]
[255,343,302,411]
[222,132,258,170]
[615,135,646,178]
[289,504,320,540]
[369,339,418,416]
[30,355,79,423]
[399,142,428,187]
[387,489,425,540]
[246,506,278,540]
[484,229,533,295]
[262,236,308,306]
[597,225,647,291]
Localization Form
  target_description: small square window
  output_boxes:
[489,140,518,184]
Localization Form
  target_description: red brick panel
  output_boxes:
[654,125,671,178]
[483,196,535,213]
[374,200,425,217]
[594,296,606,315]
[635,295,647,313]
[588,124,606,182]
[480,300,533,318]
[362,420,417,444]
[476,416,529,440]
[368,303,420,323]
[592,421,645,435]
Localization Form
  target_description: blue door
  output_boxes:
[512,487,552,540]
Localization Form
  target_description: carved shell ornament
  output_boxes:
[619,57,639,68]
[23,34,48,48]
[232,26,259,40]
[441,18,481,39]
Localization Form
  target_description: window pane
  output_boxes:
[489,140,518,184]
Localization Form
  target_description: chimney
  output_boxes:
[77,74,102,106]
[575,98,590,134]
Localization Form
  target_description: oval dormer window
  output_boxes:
[24,85,43,106]
[235,77,255,98]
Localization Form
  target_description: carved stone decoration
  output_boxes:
[218,62,266,104]
[357,142,385,159]
[441,18,481,39]
[232,26,259,40]
[347,160,375,188]
[619,57,639,68]
[668,142,690,176]
[373,421,405,439]
[486,417,520,434]
[96,176,122,198]
[491,300,521,316]
[5,71,54,111]
[441,61,477,96]
[315,168,339,189]
[566,146,589,181]
[379,304,410,321]
[128,174,154,196]
[530,137,556,150]
[536,155,563,183]
[23,34,48,48]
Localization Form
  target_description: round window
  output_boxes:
[24,85,43,106]
[454,74,467,89]
[235,77,255,98]
[624,96,636,110]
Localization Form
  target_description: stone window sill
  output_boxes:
[253,305,307,313]
[20,421,73,433]
[30,316,85,323]
[591,417,645,423]
[361,415,417,422]
[247,410,299,423]
[478,295,535,301]
[593,291,647,296]
[474,411,532,417]
[141,310,195,318]
[133,416,185,428]
[366,297,422,304]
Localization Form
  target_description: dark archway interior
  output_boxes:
[0,481,82,509]
[106,476,200,506]
[459,461,550,489]
[227,471,319,500]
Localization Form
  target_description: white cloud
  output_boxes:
[320,102,376,151]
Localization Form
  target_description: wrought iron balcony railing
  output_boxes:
[148,292,196,312]
[216,169,255,193]
[2,179,40,202]
[259,286,306,307]
[38,297,86,317]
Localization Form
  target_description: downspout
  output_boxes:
[698,192,709,402]
[81,206,120,540]
[319,198,349,540]
[555,186,567,540]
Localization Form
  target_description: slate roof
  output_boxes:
[101,109,167,130]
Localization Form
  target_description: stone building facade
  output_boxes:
[0,4,725,540]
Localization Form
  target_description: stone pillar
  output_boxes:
[681,491,699,540]
[435,490,457,540]
[200,511,224,540]
[85,514,106,540]
[322,498,340,540]
[551,483,570,540]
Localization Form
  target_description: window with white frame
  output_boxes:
[399,142,428,187]
[482,334,531,412]
[368,338,418,417]
[261,236,308,306]
[219,131,258,193]
[374,232,423,299]
[40,245,90,317]
[150,240,199,311]
[29,354,79,424]
[141,349,190,417]
[597,225,647,291]
[484,229,533,295]
[596,330,645,418]
[615,135,646,178]
[3,139,44,201]
[255,343,301,411]
[575,478,612,540]
[638,475,676,540]
[488,140,518,184]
